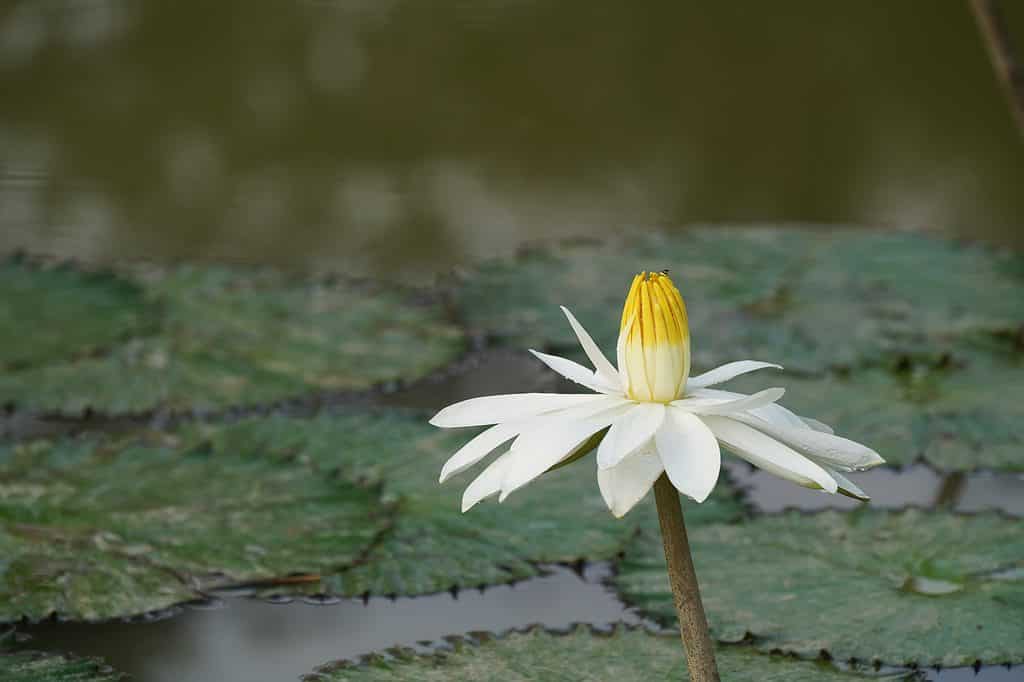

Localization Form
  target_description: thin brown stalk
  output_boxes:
[969,0,1024,136]
[653,474,720,682]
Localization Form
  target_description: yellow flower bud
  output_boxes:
[617,271,690,402]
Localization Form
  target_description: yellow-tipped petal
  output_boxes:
[617,271,690,402]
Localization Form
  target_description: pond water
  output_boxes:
[15,565,638,682]
[2,2,1024,281]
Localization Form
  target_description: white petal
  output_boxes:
[499,404,631,500]
[801,416,835,434]
[537,394,631,421]
[731,413,884,472]
[528,349,621,394]
[616,312,635,394]
[560,306,619,386]
[597,447,664,517]
[701,415,838,493]
[596,402,666,470]
[655,409,721,502]
[825,466,870,501]
[503,395,629,449]
[430,393,603,428]
[686,360,783,390]
[440,421,521,483]
[672,388,785,416]
[461,450,515,512]
[690,387,807,430]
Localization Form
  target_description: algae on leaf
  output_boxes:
[303,625,920,681]
[615,509,1024,667]
[0,434,386,622]
[451,228,1024,373]
[181,410,745,597]
[0,263,464,413]
[0,651,125,682]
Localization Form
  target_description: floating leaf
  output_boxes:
[0,651,125,681]
[451,228,1024,373]
[181,410,746,597]
[0,259,150,371]
[615,509,1024,666]
[0,264,464,413]
[304,625,919,681]
[0,433,386,622]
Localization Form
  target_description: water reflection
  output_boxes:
[2,2,1023,280]
[18,564,641,682]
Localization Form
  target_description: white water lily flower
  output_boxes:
[432,271,884,518]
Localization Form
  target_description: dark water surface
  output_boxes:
[16,565,639,682]
[2,2,1024,280]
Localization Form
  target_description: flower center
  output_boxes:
[618,271,691,402]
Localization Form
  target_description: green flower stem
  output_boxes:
[653,474,720,682]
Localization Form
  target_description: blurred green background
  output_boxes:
[1,1,1023,280]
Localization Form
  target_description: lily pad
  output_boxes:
[0,651,125,681]
[0,258,150,371]
[181,410,746,597]
[615,509,1024,666]
[728,348,1024,471]
[451,228,1024,373]
[304,625,920,681]
[0,433,386,622]
[0,264,465,413]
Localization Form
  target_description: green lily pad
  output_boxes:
[615,509,1024,666]
[303,625,919,681]
[0,258,150,371]
[451,228,1024,373]
[0,433,386,622]
[181,409,746,597]
[0,651,125,681]
[728,348,1024,471]
[0,264,465,413]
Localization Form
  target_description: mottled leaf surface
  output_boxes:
[0,259,150,370]
[305,626,919,681]
[0,651,125,682]
[615,510,1024,666]
[0,434,386,622]
[452,228,1024,373]
[182,410,745,597]
[0,264,464,412]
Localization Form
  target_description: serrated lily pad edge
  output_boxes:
[299,623,924,681]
